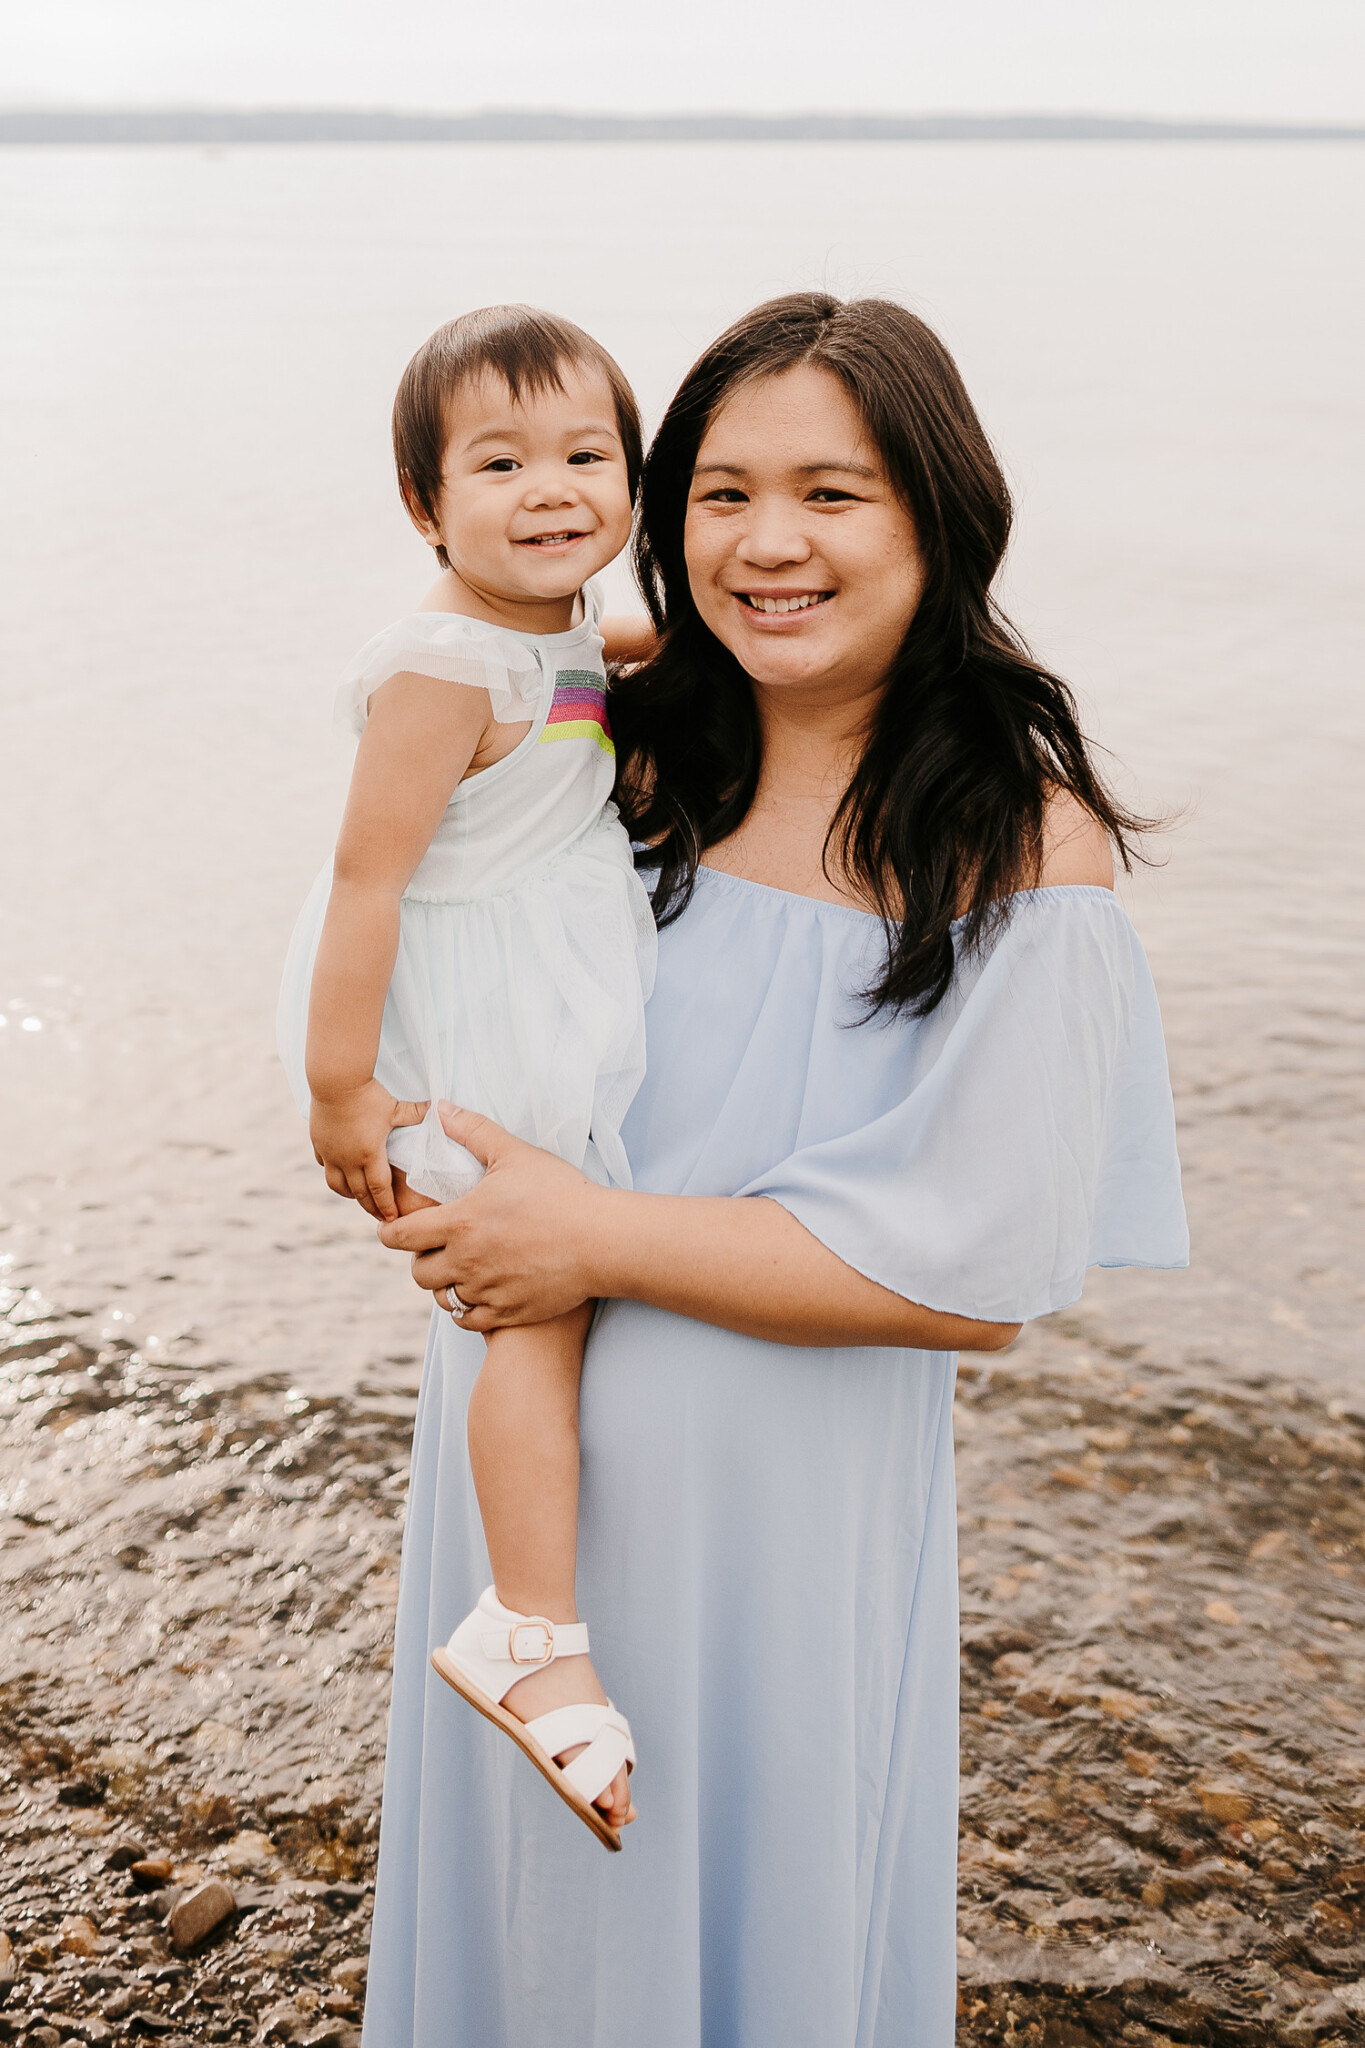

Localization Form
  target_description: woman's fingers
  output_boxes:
[377,1204,464,1252]
[436,1102,518,1168]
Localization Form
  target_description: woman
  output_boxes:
[364,294,1188,2047]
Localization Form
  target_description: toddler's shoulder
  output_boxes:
[335,613,545,737]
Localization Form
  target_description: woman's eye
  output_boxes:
[809,488,856,504]
[698,488,747,505]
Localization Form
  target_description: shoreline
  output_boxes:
[1,1298,1362,2044]
[4,110,1364,147]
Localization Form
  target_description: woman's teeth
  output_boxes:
[743,593,828,613]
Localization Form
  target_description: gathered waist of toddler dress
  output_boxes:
[399,805,636,908]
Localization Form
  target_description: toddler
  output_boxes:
[278,306,656,1848]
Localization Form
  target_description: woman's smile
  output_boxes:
[733,587,835,621]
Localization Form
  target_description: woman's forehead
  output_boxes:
[694,365,881,479]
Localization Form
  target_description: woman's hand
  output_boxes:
[376,1105,604,1330]
[310,1081,427,1223]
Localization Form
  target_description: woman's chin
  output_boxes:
[723,633,852,694]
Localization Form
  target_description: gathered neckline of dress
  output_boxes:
[694,862,1121,927]
[407,604,601,649]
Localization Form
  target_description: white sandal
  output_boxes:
[431,1586,636,1853]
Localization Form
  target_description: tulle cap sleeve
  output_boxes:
[742,888,1189,1324]
[334,613,546,737]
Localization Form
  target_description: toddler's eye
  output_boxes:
[482,458,520,474]
[568,450,607,466]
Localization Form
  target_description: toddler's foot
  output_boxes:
[505,1653,635,1831]
[431,1588,635,1848]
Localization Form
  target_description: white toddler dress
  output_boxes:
[276,584,657,1202]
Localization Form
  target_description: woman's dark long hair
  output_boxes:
[611,292,1151,1015]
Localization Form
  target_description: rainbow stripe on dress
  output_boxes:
[539,670,614,754]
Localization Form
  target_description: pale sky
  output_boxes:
[5,0,1363,121]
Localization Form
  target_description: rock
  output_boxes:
[223,1831,278,1875]
[0,1932,12,1997]
[129,1857,173,1890]
[1015,1689,1069,1720]
[257,2005,306,2042]
[300,2026,360,2048]
[991,1651,1033,1679]
[168,1879,236,1951]
[100,1991,135,2022]
[26,2029,61,2048]
[103,1838,149,1871]
[186,1792,237,1833]
[1203,1598,1242,1627]
[331,1960,366,1994]
[125,2015,175,2039]
[48,2021,112,2046]
[55,1779,105,1808]
[962,1626,1038,1662]
[1097,1688,1147,1719]
[1051,1896,1132,1927]
[55,1918,100,1959]
[96,1742,149,1776]
[1197,1781,1253,1823]
[317,1883,367,1912]
[78,1972,121,1995]
[320,1992,356,2015]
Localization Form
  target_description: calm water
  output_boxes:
[1,143,1361,1397]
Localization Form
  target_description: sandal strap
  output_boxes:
[526,1702,635,1807]
[441,1587,590,1707]
[477,1618,590,1666]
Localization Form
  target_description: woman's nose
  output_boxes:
[735,504,812,569]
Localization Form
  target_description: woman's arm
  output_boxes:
[306,675,493,1217]
[377,1108,1020,1353]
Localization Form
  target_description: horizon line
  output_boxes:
[3,106,1363,145]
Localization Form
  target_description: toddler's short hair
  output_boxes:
[393,305,643,569]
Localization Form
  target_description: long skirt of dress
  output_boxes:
[362,1303,961,2048]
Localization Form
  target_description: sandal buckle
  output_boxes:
[508,1618,554,1666]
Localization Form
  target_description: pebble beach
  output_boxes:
[3,1287,1364,2047]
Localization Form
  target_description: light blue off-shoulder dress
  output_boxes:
[361,873,1187,2048]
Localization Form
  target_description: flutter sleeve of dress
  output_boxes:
[332,612,546,736]
[740,885,1189,1324]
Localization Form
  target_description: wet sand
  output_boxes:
[3,1292,1363,2046]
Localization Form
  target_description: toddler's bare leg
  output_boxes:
[465,1306,591,1624]
[464,1304,634,1827]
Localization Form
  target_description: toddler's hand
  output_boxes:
[310,1082,427,1222]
